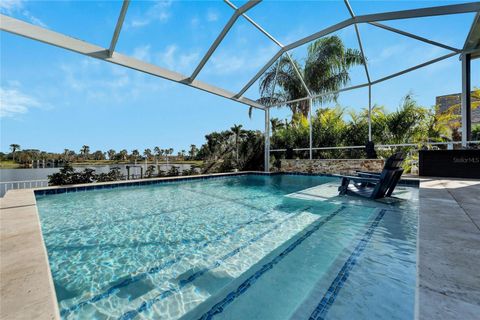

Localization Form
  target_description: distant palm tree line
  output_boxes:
[1,144,200,165]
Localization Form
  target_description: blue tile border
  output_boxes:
[117,205,314,320]
[59,202,308,317]
[34,173,253,196]
[308,209,387,320]
[34,172,418,197]
[197,205,347,320]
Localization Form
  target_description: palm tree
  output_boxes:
[107,149,116,160]
[189,144,198,159]
[270,118,284,133]
[80,145,90,160]
[63,149,70,162]
[10,144,20,161]
[131,149,140,162]
[154,146,161,159]
[119,149,128,161]
[143,148,152,160]
[68,150,76,161]
[259,36,364,117]
[230,124,247,166]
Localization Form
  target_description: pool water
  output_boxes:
[35,174,418,320]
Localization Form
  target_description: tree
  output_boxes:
[131,149,140,162]
[259,36,363,117]
[189,144,198,159]
[80,145,90,160]
[119,149,128,161]
[143,148,152,160]
[9,144,20,161]
[63,149,71,162]
[230,124,247,166]
[384,95,428,145]
[107,149,116,160]
[154,146,161,159]
[270,118,284,133]
[92,150,106,161]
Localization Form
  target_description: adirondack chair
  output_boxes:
[338,152,405,199]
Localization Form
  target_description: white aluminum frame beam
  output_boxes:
[0,14,265,110]
[225,0,312,98]
[368,22,461,53]
[370,52,458,85]
[344,0,372,142]
[188,0,260,82]
[108,0,130,57]
[240,2,480,97]
[225,0,282,47]
[268,83,370,108]
[264,107,270,172]
[267,51,458,108]
[463,12,480,57]
[344,0,371,83]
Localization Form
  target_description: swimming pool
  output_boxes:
[35,174,418,319]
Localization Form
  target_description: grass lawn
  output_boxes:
[0,160,21,169]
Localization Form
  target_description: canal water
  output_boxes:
[0,163,194,196]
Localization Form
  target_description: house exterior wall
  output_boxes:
[436,92,480,125]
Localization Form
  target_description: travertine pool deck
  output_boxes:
[0,189,59,320]
[417,178,480,320]
[0,174,479,319]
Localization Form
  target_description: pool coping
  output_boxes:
[1,171,421,319]
[31,171,419,196]
[0,188,60,320]
[416,178,480,320]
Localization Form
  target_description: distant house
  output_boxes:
[435,92,480,125]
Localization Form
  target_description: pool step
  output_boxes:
[184,206,379,320]
[105,209,322,319]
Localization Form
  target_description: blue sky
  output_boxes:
[1,0,478,154]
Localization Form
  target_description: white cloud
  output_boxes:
[156,45,200,74]
[206,9,219,22]
[22,10,47,27]
[132,45,152,62]
[128,0,172,28]
[209,53,245,75]
[0,0,23,12]
[0,87,42,118]
[59,57,172,103]
[191,16,200,27]
[130,19,150,28]
[0,0,48,28]
[206,44,278,76]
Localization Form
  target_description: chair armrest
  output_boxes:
[341,175,380,183]
[356,172,381,178]
[356,170,381,176]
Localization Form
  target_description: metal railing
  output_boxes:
[0,180,49,197]
[270,141,480,152]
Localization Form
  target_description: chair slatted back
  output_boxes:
[370,168,404,199]
[384,152,405,170]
